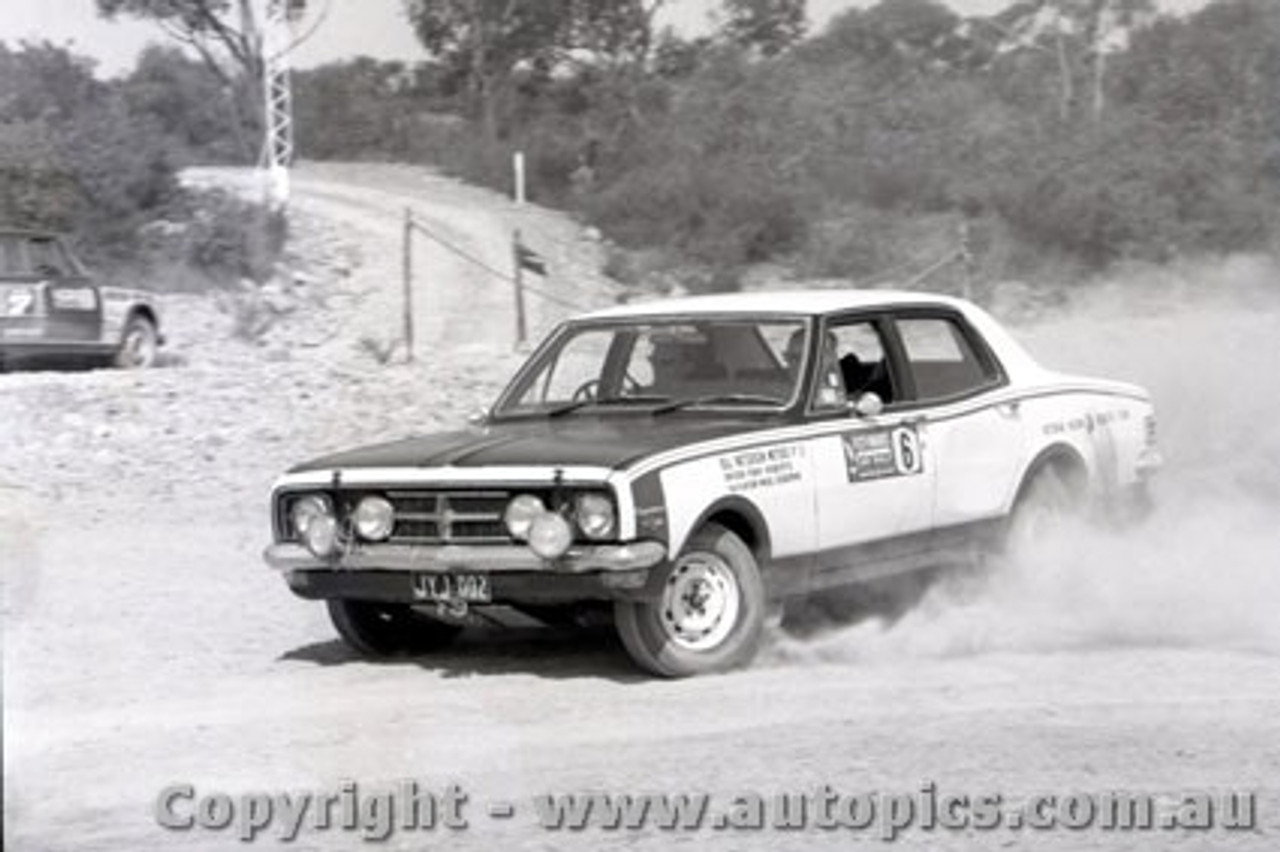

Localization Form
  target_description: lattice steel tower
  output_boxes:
[261,0,306,211]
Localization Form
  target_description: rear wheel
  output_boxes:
[327,599,463,658]
[114,314,158,369]
[1003,463,1086,556]
[614,523,765,677]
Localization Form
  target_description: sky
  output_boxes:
[1,0,1213,78]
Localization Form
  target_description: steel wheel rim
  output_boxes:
[659,552,740,651]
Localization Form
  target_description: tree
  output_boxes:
[0,44,176,263]
[721,0,807,57]
[405,0,569,142]
[977,0,1155,123]
[96,0,281,165]
[96,0,265,83]
[122,45,251,162]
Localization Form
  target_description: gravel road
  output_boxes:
[4,165,1278,851]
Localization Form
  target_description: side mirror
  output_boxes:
[466,408,490,427]
[852,392,884,418]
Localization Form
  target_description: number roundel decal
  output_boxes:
[891,426,923,475]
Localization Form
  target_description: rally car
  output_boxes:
[0,228,162,370]
[264,290,1161,676]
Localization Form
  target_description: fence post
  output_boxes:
[513,150,526,205]
[958,219,975,302]
[402,207,415,362]
[512,229,528,347]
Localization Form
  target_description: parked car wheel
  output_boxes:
[113,314,159,369]
[614,523,765,677]
[327,599,463,658]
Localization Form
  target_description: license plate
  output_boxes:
[411,573,491,603]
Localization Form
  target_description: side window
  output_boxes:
[813,320,894,410]
[27,238,70,277]
[896,317,996,401]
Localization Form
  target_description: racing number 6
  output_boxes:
[891,426,923,475]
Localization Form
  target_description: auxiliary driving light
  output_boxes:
[503,494,545,540]
[527,513,573,559]
[303,514,339,558]
[574,493,616,540]
[353,495,395,541]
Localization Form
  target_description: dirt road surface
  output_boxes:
[4,165,1279,851]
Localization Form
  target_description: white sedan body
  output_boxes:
[264,289,1160,674]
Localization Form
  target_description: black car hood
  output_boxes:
[290,415,779,473]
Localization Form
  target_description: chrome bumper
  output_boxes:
[263,540,667,574]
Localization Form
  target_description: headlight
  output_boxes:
[574,493,615,540]
[290,495,339,558]
[353,495,395,541]
[503,494,545,540]
[527,513,573,559]
[303,514,339,558]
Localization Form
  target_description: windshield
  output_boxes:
[495,317,810,416]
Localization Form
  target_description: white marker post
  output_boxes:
[513,150,526,206]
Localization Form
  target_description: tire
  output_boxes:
[114,314,159,369]
[327,599,463,658]
[614,523,766,677]
[1002,463,1085,557]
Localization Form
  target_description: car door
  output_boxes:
[29,235,102,344]
[810,315,937,568]
[888,312,1024,533]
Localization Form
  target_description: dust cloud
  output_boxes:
[768,254,1280,664]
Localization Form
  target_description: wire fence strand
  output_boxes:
[406,215,590,313]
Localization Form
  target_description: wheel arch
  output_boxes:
[1011,443,1090,510]
[123,303,159,336]
[684,496,773,564]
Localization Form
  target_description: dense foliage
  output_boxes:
[6,0,1277,292]
[0,43,270,281]
[294,0,1279,288]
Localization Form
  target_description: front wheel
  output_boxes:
[614,523,765,677]
[327,599,463,658]
[114,314,159,369]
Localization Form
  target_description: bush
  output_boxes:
[139,189,287,291]
[0,43,178,268]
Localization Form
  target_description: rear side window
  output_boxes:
[896,317,997,401]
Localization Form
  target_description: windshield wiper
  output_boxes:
[651,393,786,414]
[544,394,673,418]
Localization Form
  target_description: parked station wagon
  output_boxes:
[0,229,162,370]
[264,290,1161,676]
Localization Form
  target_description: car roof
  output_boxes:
[0,227,61,239]
[577,286,1051,385]
[578,288,972,320]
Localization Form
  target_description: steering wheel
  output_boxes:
[571,379,602,403]
[570,373,643,403]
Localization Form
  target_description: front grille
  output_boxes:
[385,490,512,544]
[277,485,616,546]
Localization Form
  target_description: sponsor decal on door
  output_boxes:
[842,425,923,482]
